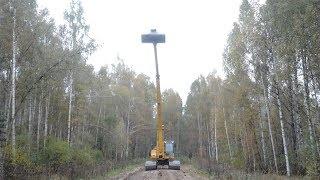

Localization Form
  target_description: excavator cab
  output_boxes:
[165,141,174,157]
[165,141,180,170]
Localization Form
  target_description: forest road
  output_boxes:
[120,165,208,180]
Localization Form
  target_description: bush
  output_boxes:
[72,147,95,166]
[5,137,105,178]
[4,145,36,177]
[92,149,103,163]
[41,138,72,169]
[4,145,31,166]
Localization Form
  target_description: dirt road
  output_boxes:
[116,165,208,180]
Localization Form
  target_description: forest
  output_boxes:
[0,0,320,178]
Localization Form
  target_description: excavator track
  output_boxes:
[145,161,157,171]
[169,160,181,170]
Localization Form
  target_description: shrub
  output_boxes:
[72,147,95,166]
[5,145,30,165]
[41,139,72,169]
[72,146,103,166]
[4,145,35,177]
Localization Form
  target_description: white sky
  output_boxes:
[38,0,244,102]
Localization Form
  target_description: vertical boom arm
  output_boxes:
[153,43,165,158]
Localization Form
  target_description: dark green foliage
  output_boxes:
[41,139,72,168]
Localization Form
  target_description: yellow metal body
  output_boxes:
[144,35,180,171]
[149,43,170,162]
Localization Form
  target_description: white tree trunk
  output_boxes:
[276,84,290,176]
[196,112,203,161]
[214,105,218,163]
[209,114,215,158]
[223,107,232,160]
[37,91,43,151]
[310,75,320,157]
[273,52,290,176]
[125,101,130,159]
[44,93,50,147]
[177,112,181,154]
[58,112,62,139]
[258,104,267,168]
[67,72,73,145]
[11,6,17,156]
[96,107,101,144]
[206,121,212,159]
[292,74,303,149]
[28,96,32,153]
[262,81,278,173]
[302,56,319,157]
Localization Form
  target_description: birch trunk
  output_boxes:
[262,79,278,173]
[273,52,290,176]
[206,121,212,159]
[209,113,215,159]
[11,5,17,156]
[4,96,8,124]
[96,107,101,144]
[177,113,181,154]
[44,93,50,147]
[292,68,303,149]
[58,112,62,139]
[287,73,300,173]
[307,58,320,158]
[223,107,232,160]
[302,54,318,157]
[310,73,320,158]
[67,72,73,145]
[258,101,267,168]
[214,105,218,163]
[196,112,203,164]
[125,101,130,159]
[37,91,43,151]
[275,83,290,176]
[28,96,32,153]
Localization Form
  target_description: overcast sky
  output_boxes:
[38,0,244,102]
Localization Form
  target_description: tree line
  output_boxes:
[0,0,171,178]
[179,0,320,177]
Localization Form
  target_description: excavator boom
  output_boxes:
[142,29,180,171]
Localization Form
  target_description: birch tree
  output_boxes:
[10,1,17,156]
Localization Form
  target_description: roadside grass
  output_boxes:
[93,159,144,179]
[177,156,211,179]
[208,173,318,180]
[180,156,318,180]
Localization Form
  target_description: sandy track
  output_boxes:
[124,165,208,180]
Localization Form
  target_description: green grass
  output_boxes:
[93,159,144,179]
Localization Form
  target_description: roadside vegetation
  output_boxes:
[182,0,320,177]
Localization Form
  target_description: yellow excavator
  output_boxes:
[142,29,181,171]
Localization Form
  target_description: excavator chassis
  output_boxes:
[145,160,180,171]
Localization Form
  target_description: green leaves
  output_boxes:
[41,138,102,167]
[41,139,72,167]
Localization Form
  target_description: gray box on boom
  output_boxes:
[141,32,165,44]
